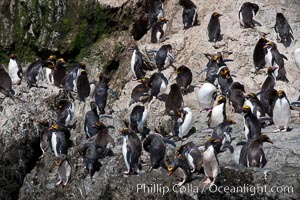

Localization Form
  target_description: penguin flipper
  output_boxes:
[281,54,288,60]
[162,138,176,147]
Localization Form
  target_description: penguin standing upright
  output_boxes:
[217,66,233,96]
[260,67,278,117]
[274,13,293,47]
[148,0,164,27]
[48,125,69,157]
[242,105,261,141]
[84,102,100,138]
[204,52,224,84]
[197,82,217,111]
[238,134,273,168]
[45,55,57,85]
[55,154,73,187]
[179,0,197,30]
[92,122,115,158]
[151,17,168,43]
[165,83,183,116]
[0,64,16,101]
[56,99,75,127]
[176,65,192,94]
[175,142,203,173]
[64,62,86,92]
[244,93,265,118]
[203,138,221,187]
[167,157,192,187]
[207,95,227,128]
[8,54,22,85]
[77,68,90,102]
[95,74,109,114]
[212,119,235,153]
[130,105,148,134]
[228,82,246,113]
[148,72,168,99]
[53,58,67,87]
[173,107,193,139]
[239,2,259,28]
[129,45,145,80]
[207,12,222,43]
[264,41,288,82]
[272,90,291,132]
[253,37,268,73]
[143,133,167,171]
[156,44,174,71]
[119,128,142,175]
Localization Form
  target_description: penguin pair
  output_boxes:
[173,107,193,139]
[64,62,86,92]
[259,67,278,117]
[0,64,17,101]
[175,142,203,173]
[156,44,174,71]
[253,37,268,73]
[8,54,23,85]
[274,13,293,47]
[56,99,75,127]
[228,82,246,113]
[54,154,73,187]
[179,0,197,30]
[79,141,102,178]
[207,12,222,43]
[148,0,164,27]
[207,95,227,128]
[151,17,168,43]
[239,2,259,28]
[119,128,142,175]
[238,134,273,168]
[167,157,192,187]
[197,82,217,112]
[242,105,261,141]
[77,67,90,102]
[217,66,233,96]
[129,45,145,80]
[175,65,193,94]
[264,41,288,82]
[272,90,291,132]
[203,138,222,187]
[142,133,167,171]
[165,83,183,116]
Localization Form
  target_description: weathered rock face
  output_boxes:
[0,0,300,199]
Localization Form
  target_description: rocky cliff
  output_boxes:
[0,0,300,200]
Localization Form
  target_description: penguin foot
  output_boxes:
[273,128,281,133]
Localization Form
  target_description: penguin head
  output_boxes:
[218,66,231,79]
[245,92,257,100]
[47,55,57,62]
[138,77,149,86]
[92,122,106,130]
[216,95,226,105]
[48,124,60,131]
[242,105,252,114]
[176,65,187,74]
[252,3,259,14]
[212,12,222,17]
[158,17,168,23]
[10,54,17,60]
[277,90,286,98]
[205,137,222,149]
[257,134,274,144]
[267,66,278,75]
[79,62,87,70]
[128,44,138,51]
[57,58,66,67]
[264,41,277,49]
[55,154,67,166]
[118,128,131,136]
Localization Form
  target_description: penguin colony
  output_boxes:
[0,0,299,193]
